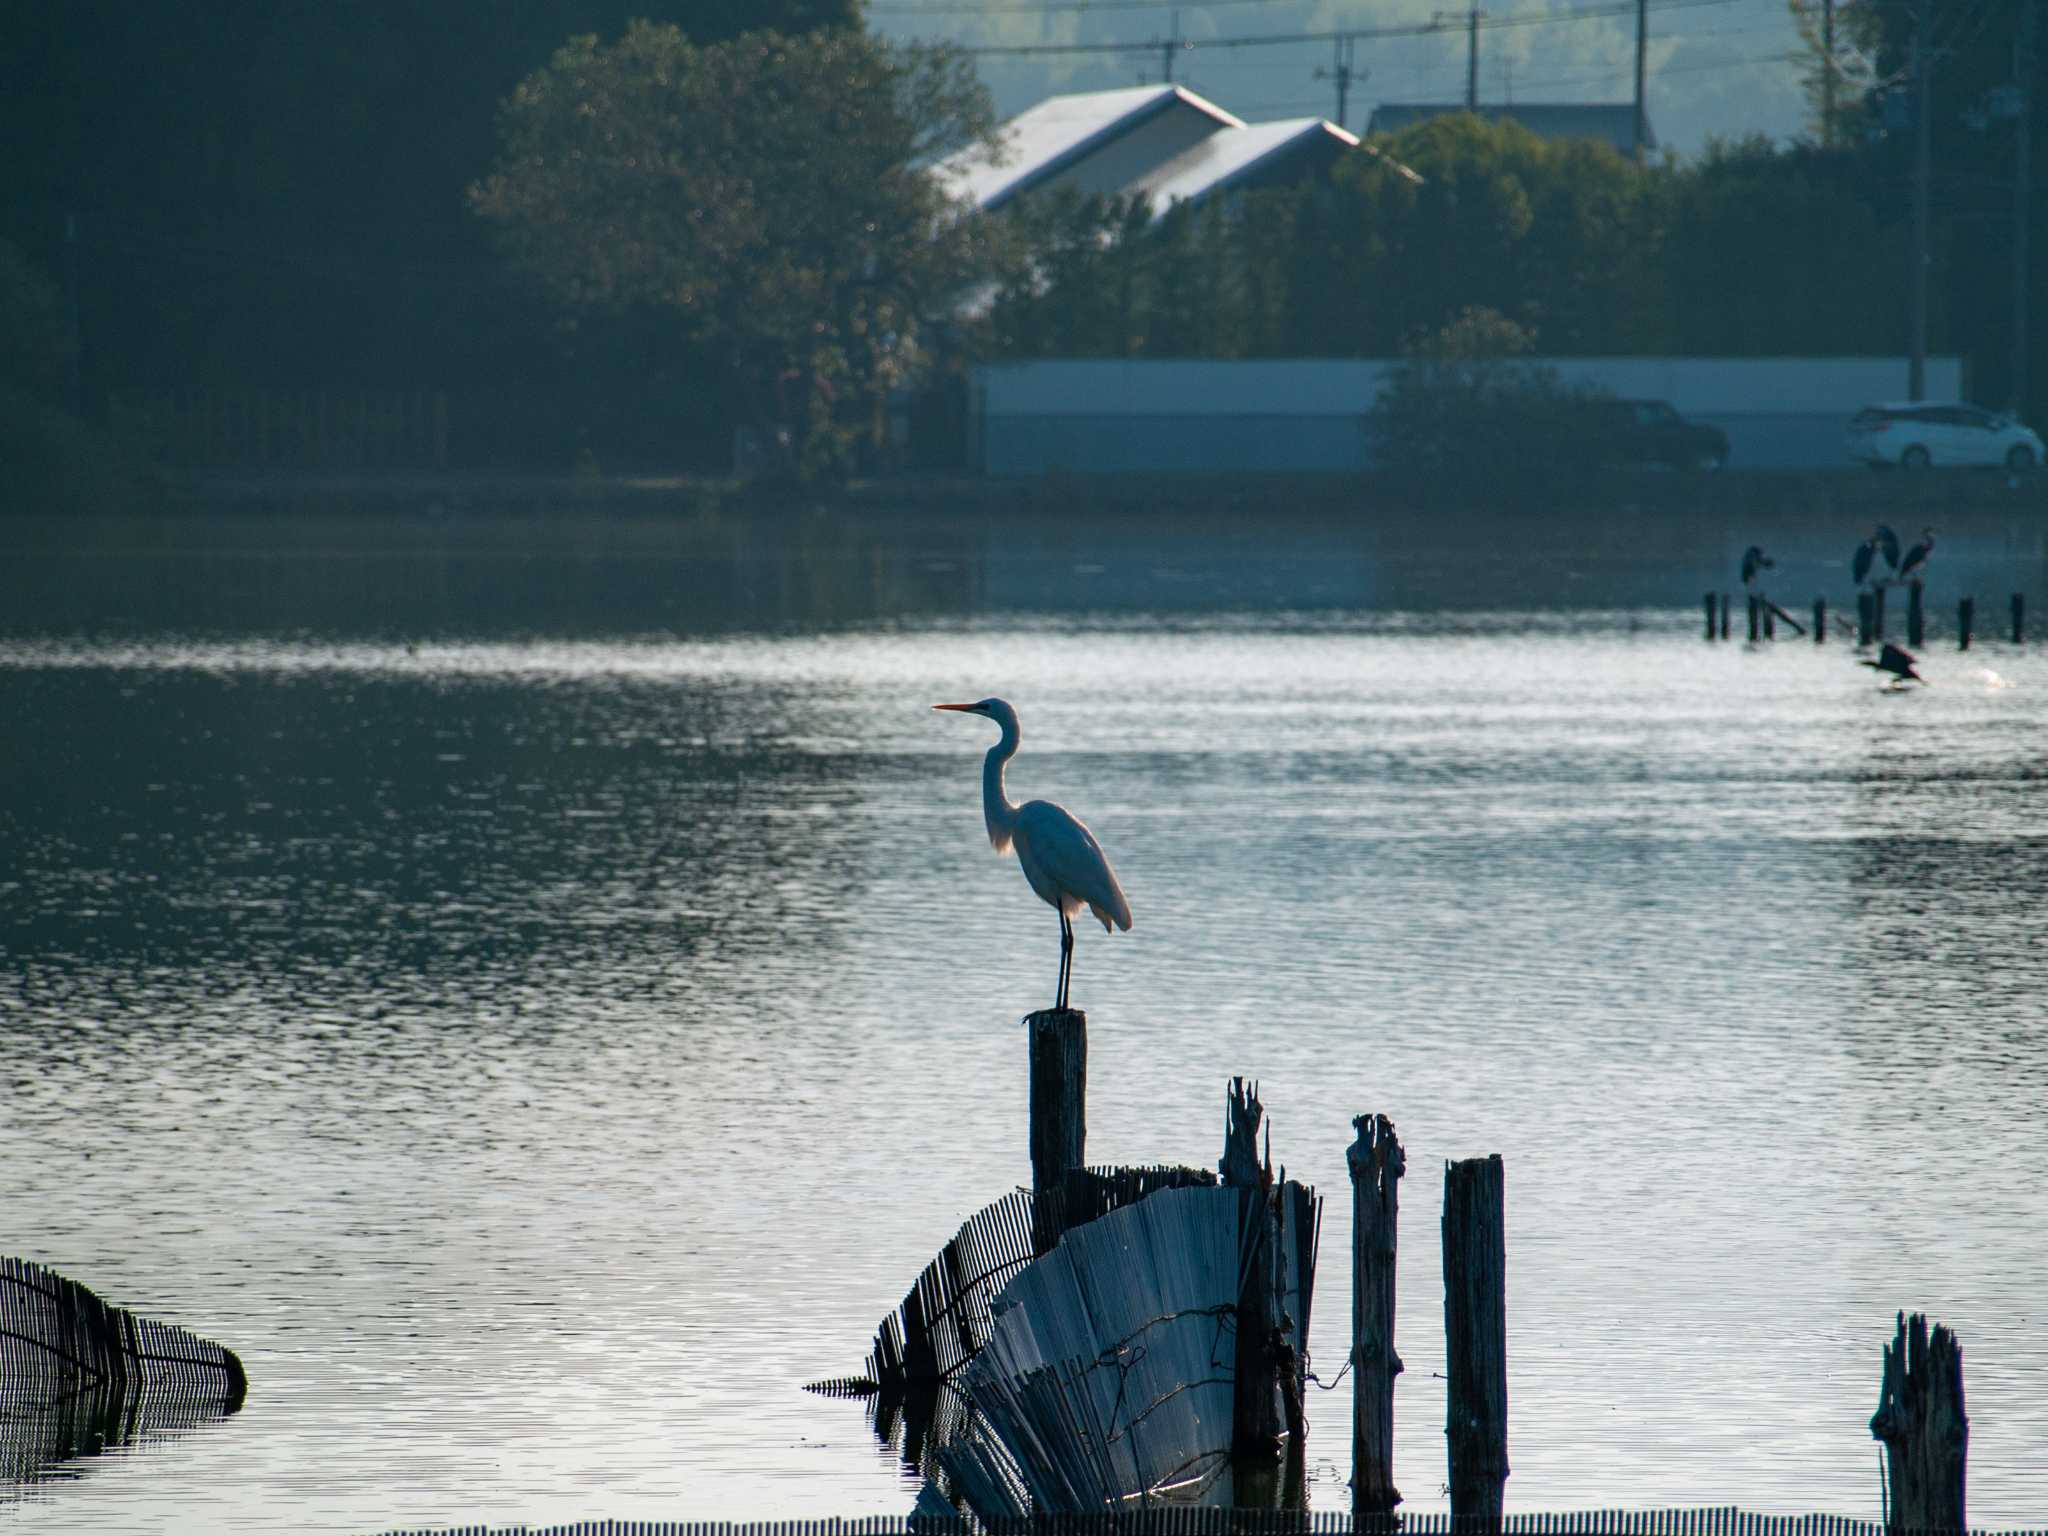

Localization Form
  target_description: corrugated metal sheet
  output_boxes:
[938,1179,1320,1517]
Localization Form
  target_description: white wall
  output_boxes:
[974,357,1970,472]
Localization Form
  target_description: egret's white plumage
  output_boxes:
[935,697,1130,1010]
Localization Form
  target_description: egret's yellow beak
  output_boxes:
[932,703,975,712]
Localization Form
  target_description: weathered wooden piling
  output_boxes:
[1875,585,1889,639]
[1223,1078,1286,1468]
[1026,1008,1086,1206]
[1813,597,1826,643]
[1870,1311,1968,1531]
[1763,600,1776,640]
[1348,1114,1405,1515]
[1907,581,1926,647]
[1702,593,1716,641]
[1719,593,1731,640]
[1442,1154,1508,1531]
[1959,597,1974,651]
[1746,595,1760,642]
[1858,591,1876,646]
[2014,593,2027,643]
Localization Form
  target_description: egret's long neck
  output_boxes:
[982,719,1021,847]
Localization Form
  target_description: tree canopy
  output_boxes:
[471,23,997,474]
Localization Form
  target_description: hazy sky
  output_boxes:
[870,0,1810,156]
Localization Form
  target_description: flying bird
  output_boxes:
[1861,642,1926,686]
[1741,546,1775,592]
[934,698,1132,1013]
[1896,527,1937,586]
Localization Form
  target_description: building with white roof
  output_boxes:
[936,84,1245,213]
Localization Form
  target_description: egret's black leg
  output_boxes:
[1058,909,1075,1011]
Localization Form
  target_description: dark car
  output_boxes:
[1591,398,1730,469]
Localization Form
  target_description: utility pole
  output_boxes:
[1316,34,1359,129]
[1634,0,1649,164]
[1909,0,1932,402]
[1434,10,1485,112]
[1468,7,1481,110]
[1163,10,1181,83]
[2013,0,2036,414]
[1822,0,1837,149]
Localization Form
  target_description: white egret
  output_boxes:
[933,698,1132,1012]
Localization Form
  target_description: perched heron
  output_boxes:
[1852,534,1879,590]
[934,698,1132,1012]
[1872,524,1903,584]
[1741,546,1775,593]
[1897,527,1937,586]
[1861,642,1926,685]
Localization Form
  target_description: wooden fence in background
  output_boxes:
[109,388,450,469]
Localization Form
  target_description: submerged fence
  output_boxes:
[1,1256,247,1485]
[373,1514,2048,1536]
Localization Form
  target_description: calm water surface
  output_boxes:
[4,521,2047,1532]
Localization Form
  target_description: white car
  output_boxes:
[1847,401,2044,469]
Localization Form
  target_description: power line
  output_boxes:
[875,0,1285,12]
[937,0,1752,58]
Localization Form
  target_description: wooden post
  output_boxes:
[1443,1155,1507,1531]
[1858,591,1875,646]
[1870,1311,1967,1530]
[1349,1114,1405,1515]
[1874,584,1889,640]
[1908,580,1926,647]
[1959,597,1974,650]
[1222,1079,1285,1470]
[1718,594,1731,640]
[1025,1009,1085,1200]
[2014,593,2027,644]
[1763,601,1777,640]
[1813,597,1827,643]
[1703,593,1717,641]
[1747,595,1760,642]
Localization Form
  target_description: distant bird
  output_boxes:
[1852,534,1879,589]
[1872,524,1903,584]
[1861,642,1926,685]
[1896,527,1937,586]
[1741,546,1775,592]
[934,698,1132,1013]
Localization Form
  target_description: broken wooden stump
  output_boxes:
[1026,1007,1086,1206]
[1908,580,1926,647]
[1348,1113,1405,1516]
[1859,591,1876,646]
[1223,1078,1286,1469]
[1870,1310,1968,1531]
[1959,597,1974,651]
[1442,1154,1508,1532]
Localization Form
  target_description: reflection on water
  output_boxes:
[4,559,2047,1531]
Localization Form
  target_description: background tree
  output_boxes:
[0,0,861,465]
[471,23,995,476]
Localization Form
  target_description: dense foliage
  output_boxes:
[987,117,1918,367]
[471,24,996,476]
